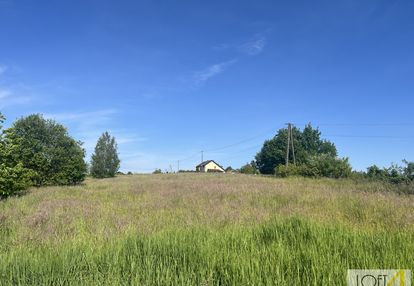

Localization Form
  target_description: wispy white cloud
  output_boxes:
[0,65,33,108]
[213,31,269,56]
[238,34,267,56]
[0,65,7,75]
[0,89,11,99]
[44,109,117,123]
[44,109,148,165]
[192,59,238,86]
[0,89,32,108]
[79,130,147,157]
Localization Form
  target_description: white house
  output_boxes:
[196,160,225,173]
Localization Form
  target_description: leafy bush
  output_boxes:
[5,114,87,186]
[225,166,234,172]
[0,163,34,198]
[153,169,162,174]
[274,164,303,177]
[275,155,352,179]
[0,113,34,198]
[366,161,414,184]
[240,161,258,174]
[305,154,352,178]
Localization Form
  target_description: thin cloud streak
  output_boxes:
[0,89,11,99]
[44,109,118,123]
[192,59,238,86]
[0,89,32,108]
[213,31,269,56]
[44,110,148,167]
[0,65,34,108]
[238,34,267,56]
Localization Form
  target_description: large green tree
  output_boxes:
[255,124,337,174]
[5,114,87,186]
[90,132,120,178]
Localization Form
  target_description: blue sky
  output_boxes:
[0,0,413,172]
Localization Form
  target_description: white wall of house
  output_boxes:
[201,161,224,172]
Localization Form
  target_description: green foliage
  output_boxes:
[366,161,414,184]
[275,155,352,178]
[90,132,120,178]
[274,164,302,177]
[153,169,162,174]
[304,154,352,178]
[0,113,34,198]
[240,161,258,174]
[256,124,337,174]
[0,112,4,130]
[4,114,87,186]
[225,166,234,172]
[0,163,34,198]
[403,160,414,180]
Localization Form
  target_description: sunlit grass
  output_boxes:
[0,174,413,285]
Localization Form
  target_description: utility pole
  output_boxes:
[285,123,296,167]
[285,123,291,167]
[290,125,296,165]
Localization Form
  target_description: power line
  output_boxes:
[203,126,281,153]
[178,151,200,162]
[207,144,263,157]
[294,122,414,127]
[136,121,414,173]
[325,134,414,139]
[216,145,263,161]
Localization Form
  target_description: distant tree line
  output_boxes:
[0,112,120,199]
[244,124,413,188]
[360,161,414,184]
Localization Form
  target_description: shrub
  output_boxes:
[240,161,258,174]
[225,166,234,172]
[305,154,352,178]
[0,163,34,198]
[366,161,414,184]
[5,114,87,186]
[274,155,352,179]
[153,169,162,174]
[274,164,303,177]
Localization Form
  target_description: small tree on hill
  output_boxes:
[90,132,120,178]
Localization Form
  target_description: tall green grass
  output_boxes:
[1,218,413,285]
[1,174,413,285]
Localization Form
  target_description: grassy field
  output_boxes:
[0,173,413,285]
